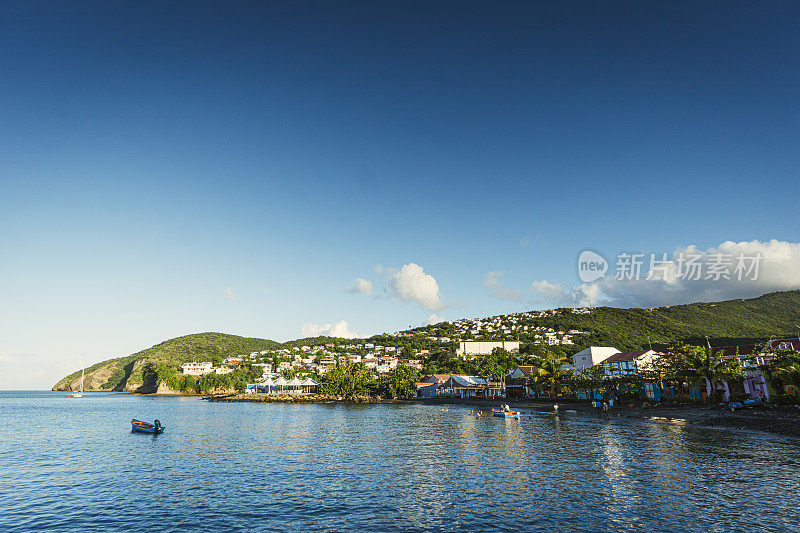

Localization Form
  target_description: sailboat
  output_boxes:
[67,369,84,398]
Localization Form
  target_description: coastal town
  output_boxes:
[175,308,593,383]
[173,315,800,408]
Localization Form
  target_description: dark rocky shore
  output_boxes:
[200,393,800,437]
[424,397,800,437]
[202,393,413,404]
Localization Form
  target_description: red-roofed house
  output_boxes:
[415,382,438,398]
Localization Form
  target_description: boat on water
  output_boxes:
[131,419,165,434]
[66,370,84,398]
[492,405,520,419]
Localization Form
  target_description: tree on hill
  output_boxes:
[475,348,518,382]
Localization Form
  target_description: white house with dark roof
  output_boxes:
[180,362,214,375]
[571,346,620,370]
[600,350,661,377]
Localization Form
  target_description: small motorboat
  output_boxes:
[728,397,764,411]
[492,406,520,419]
[131,419,164,434]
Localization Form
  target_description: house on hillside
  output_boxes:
[180,362,213,376]
[457,341,520,358]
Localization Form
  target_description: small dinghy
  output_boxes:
[492,405,520,419]
[131,419,164,434]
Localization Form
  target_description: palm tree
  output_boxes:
[530,352,570,398]
[677,345,741,403]
[772,351,800,395]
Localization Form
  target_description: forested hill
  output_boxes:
[414,290,800,354]
[52,332,281,392]
[557,290,800,350]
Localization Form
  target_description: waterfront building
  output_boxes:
[416,382,438,397]
[600,350,661,378]
[504,366,539,398]
[439,375,503,399]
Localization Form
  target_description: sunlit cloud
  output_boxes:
[301,320,364,339]
[385,263,446,311]
[346,278,373,295]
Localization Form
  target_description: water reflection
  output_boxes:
[1,392,800,531]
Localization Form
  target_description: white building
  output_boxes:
[215,366,233,375]
[457,341,520,357]
[601,350,661,377]
[180,362,214,375]
[571,347,620,370]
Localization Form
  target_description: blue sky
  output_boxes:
[2,1,799,388]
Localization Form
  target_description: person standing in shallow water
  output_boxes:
[602,401,610,420]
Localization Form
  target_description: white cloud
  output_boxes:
[529,239,800,308]
[528,281,601,307]
[422,314,446,326]
[483,270,523,301]
[387,263,446,311]
[264,288,270,296]
[222,287,235,300]
[520,233,542,248]
[346,278,373,295]
[301,320,364,339]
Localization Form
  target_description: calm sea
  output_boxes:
[1,391,798,531]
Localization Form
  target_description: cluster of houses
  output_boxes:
[178,346,424,382]
[415,338,799,403]
[428,311,589,346]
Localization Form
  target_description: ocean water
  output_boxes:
[1,391,798,532]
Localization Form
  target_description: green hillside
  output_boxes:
[53,290,800,392]
[53,332,281,392]
[425,290,799,356]
[539,290,800,351]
